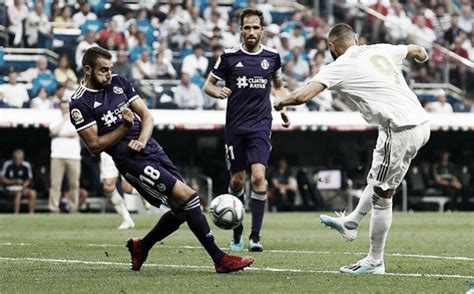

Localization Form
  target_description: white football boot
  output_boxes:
[320,211,358,241]
[118,219,135,230]
[340,257,385,274]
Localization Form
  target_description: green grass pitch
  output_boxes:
[1,212,473,293]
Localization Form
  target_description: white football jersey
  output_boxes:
[310,44,429,128]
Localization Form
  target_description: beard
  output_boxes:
[330,49,339,61]
[244,36,260,50]
[90,72,109,89]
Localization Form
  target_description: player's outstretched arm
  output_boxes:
[407,45,429,63]
[273,76,291,128]
[129,97,153,152]
[78,114,133,155]
[203,75,231,99]
[274,82,326,111]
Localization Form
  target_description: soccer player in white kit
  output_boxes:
[100,152,135,229]
[274,23,431,274]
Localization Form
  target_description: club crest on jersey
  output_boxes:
[260,59,269,70]
[113,86,124,94]
[157,183,166,192]
[71,108,84,124]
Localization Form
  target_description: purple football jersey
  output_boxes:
[69,75,163,163]
[211,44,281,134]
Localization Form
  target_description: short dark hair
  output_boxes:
[328,23,355,43]
[82,46,112,68]
[240,8,264,27]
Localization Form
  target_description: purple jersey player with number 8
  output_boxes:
[204,8,290,252]
[69,46,253,273]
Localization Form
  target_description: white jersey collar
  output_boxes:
[240,43,263,55]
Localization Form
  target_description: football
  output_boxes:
[209,194,244,230]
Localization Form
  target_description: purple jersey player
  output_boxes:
[69,46,253,273]
[204,8,290,252]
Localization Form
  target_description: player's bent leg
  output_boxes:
[169,181,254,273]
[229,171,246,251]
[320,211,358,242]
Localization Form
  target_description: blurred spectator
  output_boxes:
[408,15,437,50]
[7,0,29,47]
[54,55,78,86]
[124,22,140,49]
[30,87,52,110]
[443,13,462,46]
[98,20,125,50]
[25,2,51,48]
[49,85,66,106]
[286,47,310,79]
[188,6,205,28]
[173,73,204,110]
[100,0,128,20]
[132,50,155,80]
[222,20,240,48]
[432,4,451,38]
[182,44,209,77]
[288,25,306,50]
[384,2,411,44]
[425,89,453,113]
[203,0,229,24]
[449,35,469,90]
[53,6,75,29]
[1,149,37,214]
[72,2,98,27]
[157,39,173,63]
[264,24,282,51]
[367,0,388,43]
[457,4,472,34]
[283,60,305,82]
[269,157,298,211]
[154,51,177,79]
[279,33,292,59]
[432,151,463,210]
[75,31,98,71]
[129,31,153,62]
[48,100,81,213]
[0,70,29,108]
[205,10,227,31]
[171,24,201,50]
[113,50,132,78]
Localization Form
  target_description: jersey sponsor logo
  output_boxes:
[236,76,268,89]
[71,108,84,125]
[260,59,269,70]
[235,61,244,68]
[100,102,130,127]
[93,101,102,108]
[101,110,118,127]
[113,86,124,94]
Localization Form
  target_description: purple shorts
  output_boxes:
[224,130,272,173]
[116,142,183,208]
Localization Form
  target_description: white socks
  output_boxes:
[107,189,134,224]
[368,193,393,264]
[345,184,374,229]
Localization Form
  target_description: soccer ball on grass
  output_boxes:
[209,194,244,230]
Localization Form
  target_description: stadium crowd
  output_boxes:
[0,0,473,213]
[0,0,473,112]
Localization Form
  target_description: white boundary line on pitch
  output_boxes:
[1,242,473,262]
[84,244,473,262]
[0,256,473,280]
